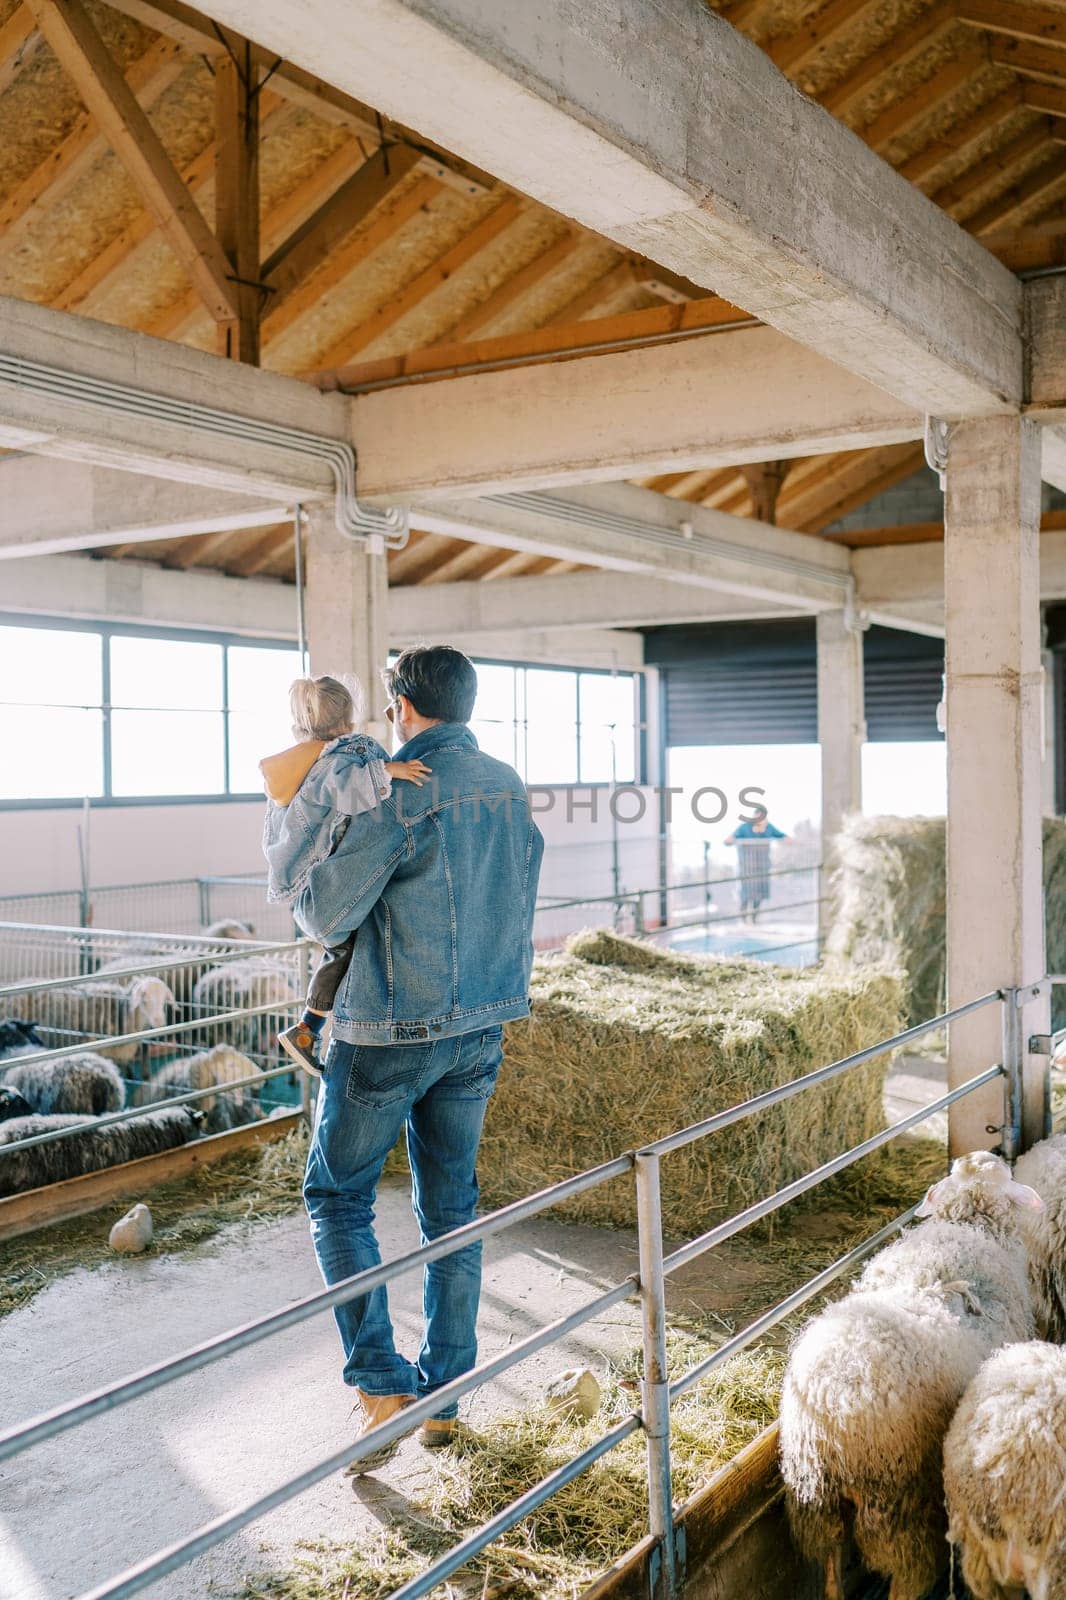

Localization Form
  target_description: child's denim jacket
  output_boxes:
[263,734,391,905]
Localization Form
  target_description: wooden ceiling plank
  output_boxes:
[1024,80,1066,112]
[261,144,424,310]
[0,4,41,96]
[859,46,990,153]
[226,523,296,578]
[724,0,768,33]
[960,0,1066,49]
[821,0,959,120]
[387,530,463,584]
[931,119,1056,214]
[101,0,493,192]
[899,84,1024,188]
[259,173,442,345]
[0,35,186,251]
[161,525,255,570]
[25,0,237,321]
[797,448,927,533]
[544,261,638,324]
[55,92,284,318]
[465,548,534,581]
[823,507,1066,546]
[980,213,1066,267]
[991,35,1066,80]
[769,0,882,77]
[966,149,1066,231]
[214,29,260,363]
[417,539,507,585]
[441,229,582,343]
[311,194,528,371]
[316,293,756,391]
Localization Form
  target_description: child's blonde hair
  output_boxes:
[290,674,362,741]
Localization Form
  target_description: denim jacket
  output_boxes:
[262,734,391,906]
[294,722,544,1044]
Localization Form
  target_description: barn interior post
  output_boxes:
[945,416,1048,1156]
[816,609,865,943]
[304,504,391,746]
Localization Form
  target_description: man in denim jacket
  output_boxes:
[295,645,543,1468]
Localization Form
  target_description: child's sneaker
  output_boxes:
[278,1022,322,1077]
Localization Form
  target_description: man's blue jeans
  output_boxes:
[303,1026,503,1417]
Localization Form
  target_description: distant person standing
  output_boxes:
[725,807,787,923]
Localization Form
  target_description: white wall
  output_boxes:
[0,801,266,897]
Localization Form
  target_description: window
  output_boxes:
[470,659,639,785]
[0,617,301,805]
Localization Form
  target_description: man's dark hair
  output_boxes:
[384,645,478,724]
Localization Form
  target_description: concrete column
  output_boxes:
[945,416,1048,1157]
[304,505,391,745]
[816,609,865,940]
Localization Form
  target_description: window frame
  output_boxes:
[468,655,644,788]
[0,613,301,811]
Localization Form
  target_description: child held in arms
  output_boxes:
[260,673,430,1075]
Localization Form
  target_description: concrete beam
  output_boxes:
[190,0,1022,416]
[0,296,921,503]
[0,551,299,637]
[855,531,1066,608]
[389,572,801,638]
[405,482,855,611]
[358,326,923,500]
[439,629,645,671]
[0,294,347,499]
[0,457,290,558]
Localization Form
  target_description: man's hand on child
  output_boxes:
[385,759,433,787]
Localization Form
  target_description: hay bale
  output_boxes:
[475,933,904,1234]
[827,815,1066,1026]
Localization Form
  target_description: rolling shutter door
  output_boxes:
[644,620,944,746]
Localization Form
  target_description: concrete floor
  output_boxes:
[0,1053,948,1600]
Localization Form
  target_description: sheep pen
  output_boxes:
[465,930,906,1234]
[826,813,1066,1026]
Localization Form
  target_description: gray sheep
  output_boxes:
[0,1106,202,1196]
[0,977,174,1064]
[779,1151,1043,1600]
[944,1340,1066,1600]
[136,1044,262,1134]
[191,958,299,1059]
[0,1051,125,1116]
[1012,1130,1066,1341]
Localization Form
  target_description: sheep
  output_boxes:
[0,1106,202,1196]
[191,957,299,1060]
[201,918,256,940]
[0,976,174,1064]
[0,1019,44,1060]
[779,1151,1043,1600]
[0,1086,32,1122]
[944,1341,1066,1600]
[0,1051,125,1116]
[135,1044,262,1133]
[1011,1130,1066,1341]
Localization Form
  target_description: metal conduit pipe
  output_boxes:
[0,352,409,550]
[488,489,856,595]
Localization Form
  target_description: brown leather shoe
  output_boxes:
[419,1417,458,1449]
[344,1390,415,1475]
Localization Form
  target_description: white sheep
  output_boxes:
[135,1044,262,1133]
[0,977,174,1064]
[0,1051,125,1116]
[779,1151,1043,1600]
[1011,1130,1066,1341]
[191,958,299,1060]
[0,1106,202,1196]
[944,1340,1066,1600]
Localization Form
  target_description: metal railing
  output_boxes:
[0,981,1034,1600]
[0,927,314,1157]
